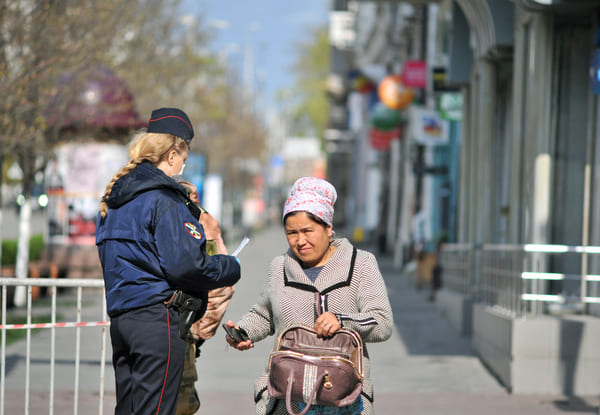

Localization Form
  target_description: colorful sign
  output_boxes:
[402,60,427,88]
[369,127,401,151]
[410,107,449,146]
[46,142,128,244]
[439,93,463,121]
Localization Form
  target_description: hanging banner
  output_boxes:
[369,127,401,151]
[402,60,427,89]
[410,107,449,146]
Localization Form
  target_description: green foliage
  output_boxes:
[286,25,330,140]
[0,0,263,208]
[29,234,45,263]
[1,234,44,267]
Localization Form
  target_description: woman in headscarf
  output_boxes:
[224,177,393,415]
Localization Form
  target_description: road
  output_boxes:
[2,224,599,414]
[0,207,47,240]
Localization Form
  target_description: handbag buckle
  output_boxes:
[323,372,333,389]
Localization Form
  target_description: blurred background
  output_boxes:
[0,0,331,255]
[3,0,600,399]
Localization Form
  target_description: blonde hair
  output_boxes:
[99,131,188,218]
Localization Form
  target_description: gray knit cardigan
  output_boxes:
[236,238,394,415]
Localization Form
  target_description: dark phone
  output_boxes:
[222,324,249,342]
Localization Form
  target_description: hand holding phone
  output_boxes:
[222,324,249,343]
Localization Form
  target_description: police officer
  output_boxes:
[96,107,241,415]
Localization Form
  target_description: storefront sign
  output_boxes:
[439,93,463,121]
[432,67,459,92]
[329,11,356,50]
[410,107,449,146]
[402,60,427,88]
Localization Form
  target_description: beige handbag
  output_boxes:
[267,324,364,415]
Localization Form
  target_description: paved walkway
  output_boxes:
[2,225,599,414]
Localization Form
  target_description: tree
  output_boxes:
[284,24,330,140]
[193,70,267,220]
[1,0,268,304]
[1,0,140,304]
[110,5,267,221]
[0,0,225,305]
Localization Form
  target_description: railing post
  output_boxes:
[581,247,588,314]
[50,283,57,415]
[473,243,482,304]
[25,286,32,415]
[99,290,108,415]
[1,285,6,415]
[519,249,526,316]
[74,287,82,415]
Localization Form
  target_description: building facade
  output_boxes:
[327,0,600,395]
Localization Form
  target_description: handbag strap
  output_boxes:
[285,370,326,415]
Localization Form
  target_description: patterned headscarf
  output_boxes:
[282,177,337,227]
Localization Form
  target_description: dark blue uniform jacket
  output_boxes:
[96,162,241,317]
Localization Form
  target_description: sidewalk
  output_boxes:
[2,225,599,414]
[371,254,599,414]
[196,228,599,414]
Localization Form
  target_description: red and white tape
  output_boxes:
[0,321,110,330]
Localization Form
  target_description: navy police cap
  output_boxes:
[146,107,194,144]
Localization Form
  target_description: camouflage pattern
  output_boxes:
[176,341,200,415]
[205,239,217,256]
[175,238,234,414]
[174,183,233,413]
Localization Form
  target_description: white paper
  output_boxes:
[232,236,250,257]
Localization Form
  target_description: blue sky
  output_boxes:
[182,0,329,114]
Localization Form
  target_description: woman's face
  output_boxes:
[162,149,188,178]
[284,212,333,268]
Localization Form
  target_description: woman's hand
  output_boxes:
[224,320,254,351]
[314,312,341,338]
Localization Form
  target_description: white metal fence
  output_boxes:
[0,277,109,415]
[439,243,600,317]
[436,243,478,297]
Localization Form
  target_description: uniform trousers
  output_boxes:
[110,302,185,415]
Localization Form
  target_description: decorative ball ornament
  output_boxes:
[378,75,414,110]
[370,102,404,130]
